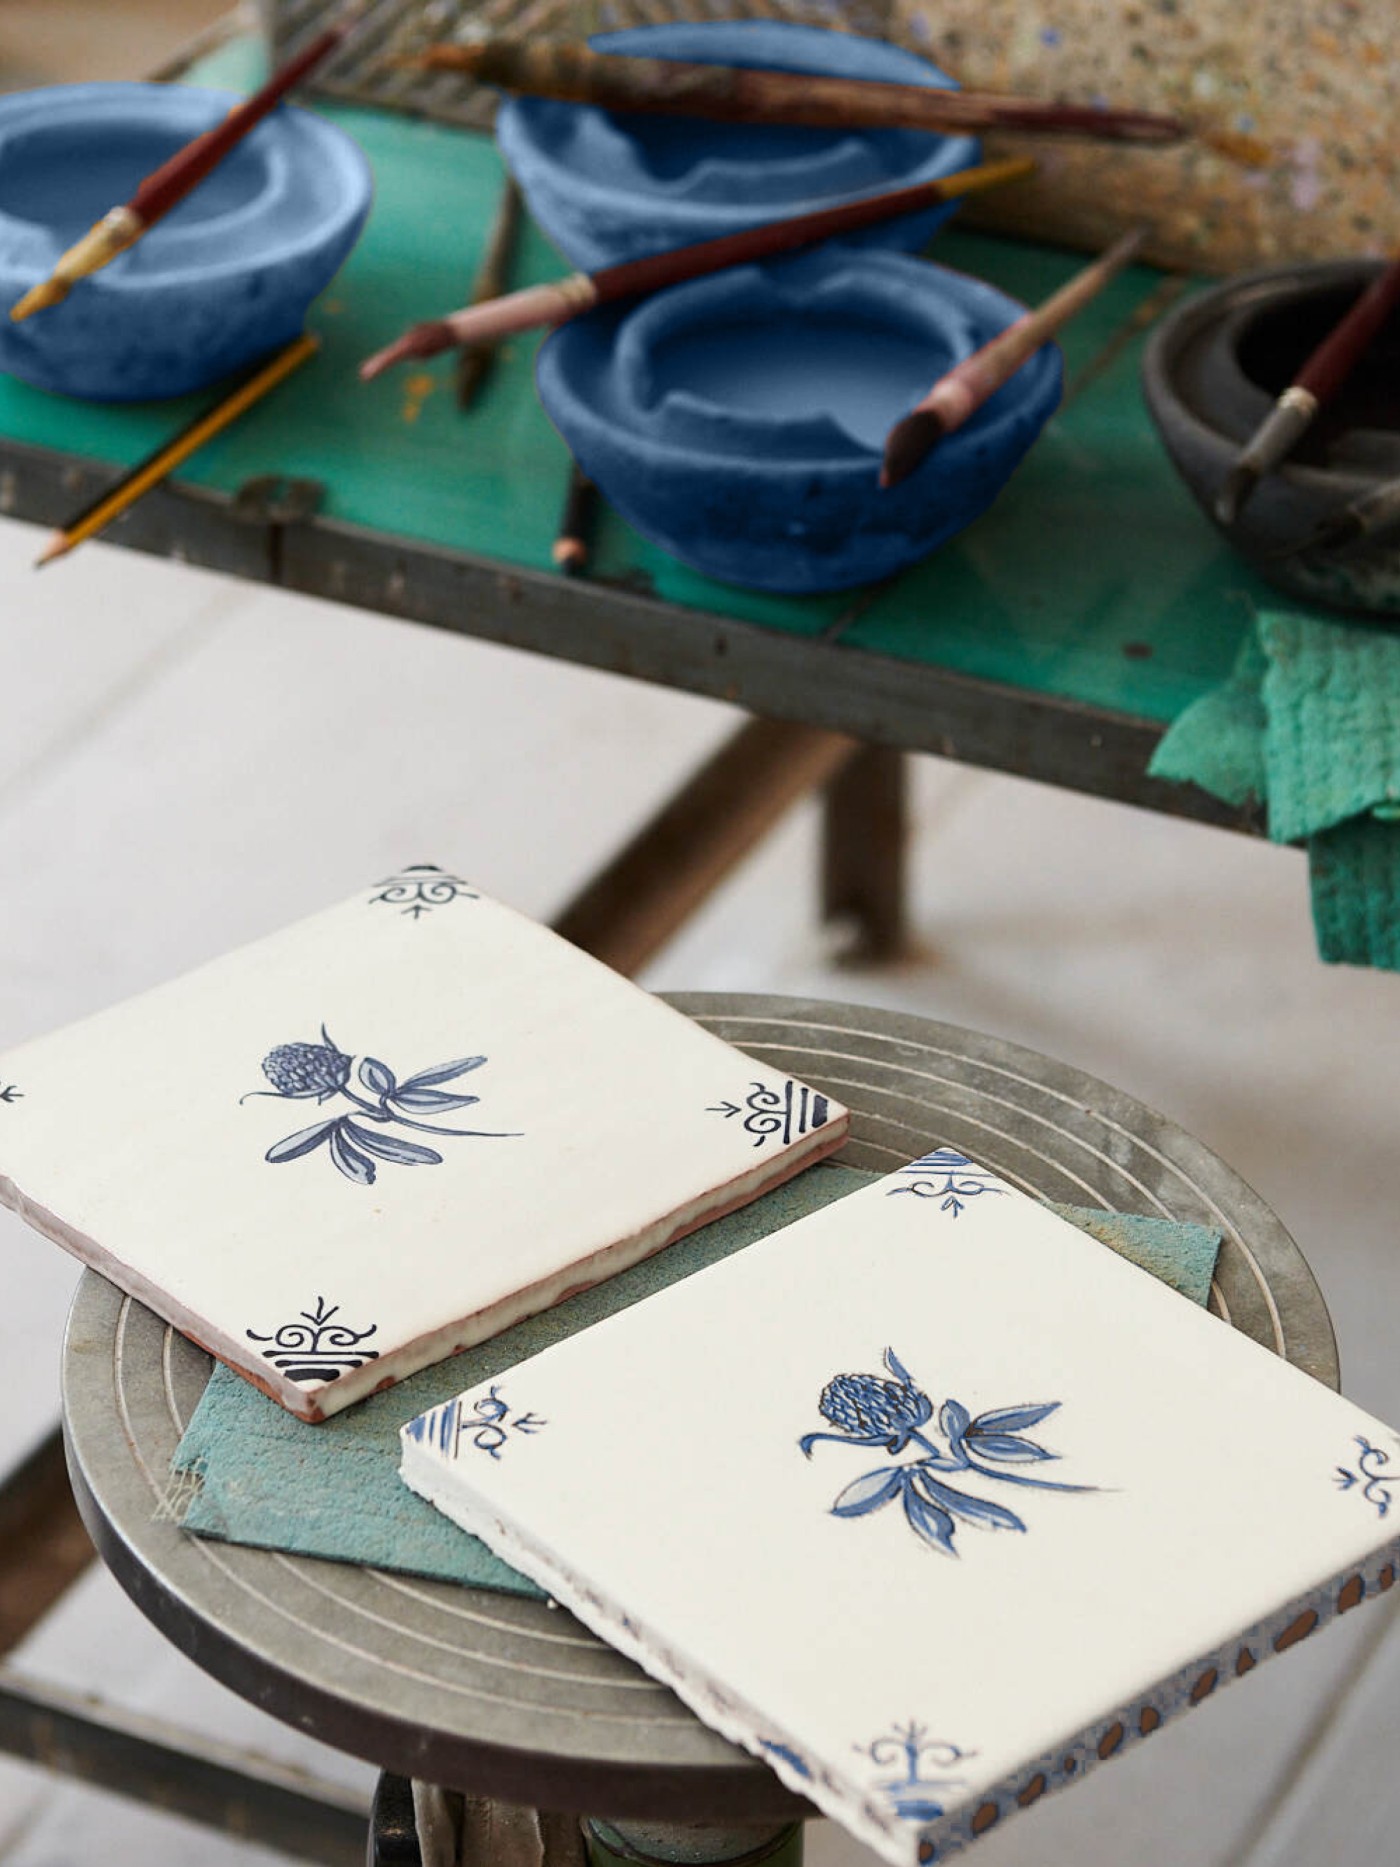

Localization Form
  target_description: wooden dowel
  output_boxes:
[456,175,525,409]
[410,38,1187,145]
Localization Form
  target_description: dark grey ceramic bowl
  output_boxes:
[1141,260,1400,617]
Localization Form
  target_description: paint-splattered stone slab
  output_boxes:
[401,1153,1400,1866]
[0,867,846,1420]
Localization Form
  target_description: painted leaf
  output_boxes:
[902,1481,956,1554]
[342,1121,442,1166]
[392,1088,482,1113]
[329,1125,376,1186]
[917,1469,1025,1533]
[832,1467,907,1517]
[359,1057,397,1095]
[968,1431,1054,1462]
[265,1120,337,1163]
[884,1346,915,1386]
[400,1055,487,1090]
[972,1402,1059,1433]
[939,1397,971,1442]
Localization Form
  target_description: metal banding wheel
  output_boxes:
[62,995,1336,1821]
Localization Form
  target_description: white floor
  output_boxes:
[1,513,1399,1865]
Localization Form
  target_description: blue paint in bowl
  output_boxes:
[537,247,1062,595]
[0,84,372,401]
[496,21,979,271]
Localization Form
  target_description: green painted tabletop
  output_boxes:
[0,38,1281,726]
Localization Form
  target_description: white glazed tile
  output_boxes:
[0,878,846,1419]
[400,1158,1400,1867]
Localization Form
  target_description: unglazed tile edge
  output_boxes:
[399,1443,1400,1866]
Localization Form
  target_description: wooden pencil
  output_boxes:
[456,175,525,409]
[35,333,319,567]
[1215,252,1400,524]
[880,226,1147,489]
[408,38,1187,146]
[11,8,363,322]
[552,462,598,576]
[359,154,1034,381]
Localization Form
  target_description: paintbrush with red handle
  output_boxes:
[10,5,365,322]
[880,225,1147,488]
[359,154,1034,381]
[1214,252,1400,524]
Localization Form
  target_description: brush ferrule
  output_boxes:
[1215,389,1320,523]
[1238,391,1318,474]
[554,273,600,316]
[10,205,143,320]
[61,206,144,283]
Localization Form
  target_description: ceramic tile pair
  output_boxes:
[0,868,846,1420]
[401,1154,1400,1866]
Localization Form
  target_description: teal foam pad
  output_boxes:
[171,1165,1222,1598]
[1149,604,1400,970]
[1257,609,1400,845]
[1049,1203,1220,1305]
[1147,627,1268,810]
[1309,816,1400,971]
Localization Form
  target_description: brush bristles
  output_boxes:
[10,279,68,323]
[879,408,946,489]
[1214,462,1258,527]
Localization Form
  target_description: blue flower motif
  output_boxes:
[817,1355,934,1450]
[801,1349,1094,1556]
[244,1029,519,1185]
[261,1030,352,1101]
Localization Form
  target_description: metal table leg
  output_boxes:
[551,717,860,977]
[820,744,909,963]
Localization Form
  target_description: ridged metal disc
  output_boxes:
[62,995,1335,1819]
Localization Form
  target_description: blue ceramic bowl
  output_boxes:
[0,84,372,401]
[537,247,1063,595]
[496,20,979,271]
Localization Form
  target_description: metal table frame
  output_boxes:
[0,432,1252,836]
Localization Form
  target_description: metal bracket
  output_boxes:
[230,474,326,527]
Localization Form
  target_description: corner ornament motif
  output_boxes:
[369,863,478,918]
[1336,1436,1398,1517]
[860,1722,974,1822]
[247,1296,379,1384]
[707,1078,830,1148]
[888,1149,1006,1217]
[405,1387,546,1460]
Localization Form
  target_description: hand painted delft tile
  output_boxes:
[400,1155,1400,1867]
[0,867,846,1421]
